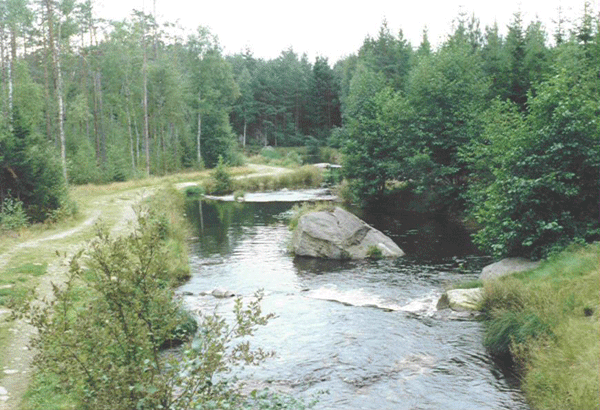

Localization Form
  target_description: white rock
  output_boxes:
[211,288,235,298]
[437,288,484,312]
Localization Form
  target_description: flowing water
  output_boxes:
[179,192,529,409]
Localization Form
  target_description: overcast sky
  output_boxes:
[94,0,595,63]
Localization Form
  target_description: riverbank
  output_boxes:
[18,186,194,409]
[0,163,316,409]
[480,243,599,409]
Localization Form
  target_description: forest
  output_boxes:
[0,0,598,258]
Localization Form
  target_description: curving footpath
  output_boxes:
[0,189,150,409]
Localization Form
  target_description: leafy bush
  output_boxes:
[23,206,278,410]
[184,185,205,200]
[260,147,282,161]
[282,151,303,167]
[227,149,247,167]
[0,196,28,230]
[464,49,599,259]
[211,155,233,194]
[1,131,67,222]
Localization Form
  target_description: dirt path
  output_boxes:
[0,165,294,408]
[0,189,150,409]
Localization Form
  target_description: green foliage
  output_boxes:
[144,187,191,283]
[68,140,102,185]
[211,156,234,194]
[480,243,599,408]
[22,202,282,410]
[233,190,246,201]
[184,185,205,200]
[283,151,304,167]
[0,196,28,230]
[0,263,47,308]
[0,128,67,222]
[341,66,397,203]
[231,166,323,194]
[260,147,283,161]
[366,245,383,260]
[464,47,600,258]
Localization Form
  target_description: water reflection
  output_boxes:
[181,194,527,410]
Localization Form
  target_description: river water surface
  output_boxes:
[179,192,529,410]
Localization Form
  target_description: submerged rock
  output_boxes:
[479,258,541,281]
[437,288,484,311]
[211,288,235,298]
[291,207,404,259]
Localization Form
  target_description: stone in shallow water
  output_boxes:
[211,288,235,298]
[437,288,484,311]
[291,207,404,259]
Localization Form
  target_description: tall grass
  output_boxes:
[481,243,599,409]
[143,186,191,284]
[204,165,323,195]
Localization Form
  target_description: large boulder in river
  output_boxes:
[479,258,541,281]
[291,207,404,259]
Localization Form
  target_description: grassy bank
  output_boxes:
[203,164,324,195]
[480,243,599,409]
[20,187,194,409]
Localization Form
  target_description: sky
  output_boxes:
[94,0,595,63]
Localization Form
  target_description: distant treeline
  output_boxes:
[0,1,598,257]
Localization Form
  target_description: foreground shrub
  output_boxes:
[22,206,278,409]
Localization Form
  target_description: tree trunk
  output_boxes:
[7,57,13,127]
[8,29,15,124]
[92,69,101,163]
[56,25,67,184]
[243,118,247,148]
[46,0,68,183]
[133,114,140,161]
[0,23,5,123]
[127,103,135,172]
[39,20,53,144]
[196,110,202,165]
[142,21,150,177]
[95,71,106,164]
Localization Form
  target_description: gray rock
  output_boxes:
[479,258,541,281]
[211,288,235,298]
[291,207,404,259]
[437,288,484,311]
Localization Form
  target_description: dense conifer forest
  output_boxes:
[0,1,598,258]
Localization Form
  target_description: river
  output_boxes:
[178,191,529,409]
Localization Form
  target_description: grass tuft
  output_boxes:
[288,202,337,231]
[480,243,599,409]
